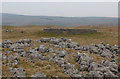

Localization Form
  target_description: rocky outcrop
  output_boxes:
[2,37,120,78]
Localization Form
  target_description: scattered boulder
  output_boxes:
[79,43,118,58]
[75,53,93,71]
[9,67,26,77]
[39,45,49,53]
[2,40,12,48]
[56,50,67,58]
[16,38,31,46]
[2,37,120,78]
[88,71,104,77]
[34,72,46,77]
[29,52,42,60]
[40,38,51,43]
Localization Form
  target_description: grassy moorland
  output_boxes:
[2,25,118,45]
[2,25,119,77]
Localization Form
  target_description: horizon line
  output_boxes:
[1,12,118,18]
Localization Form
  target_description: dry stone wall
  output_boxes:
[43,29,97,34]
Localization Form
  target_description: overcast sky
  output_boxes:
[2,2,118,17]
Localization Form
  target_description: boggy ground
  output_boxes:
[1,25,120,78]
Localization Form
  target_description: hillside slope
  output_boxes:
[1,13,118,26]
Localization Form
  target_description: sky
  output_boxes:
[2,2,118,17]
[1,0,119,2]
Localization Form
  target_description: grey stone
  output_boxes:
[9,67,26,77]
[67,39,72,43]
[40,38,51,42]
[101,60,118,73]
[15,39,31,47]
[75,53,93,71]
[50,39,61,45]
[61,63,76,70]
[78,43,118,59]
[2,55,7,61]
[101,60,110,67]
[48,48,54,52]
[58,42,67,48]
[9,44,22,52]
[2,40,12,48]
[104,70,118,77]
[76,53,93,64]
[29,52,42,60]
[88,71,104,77]
[71,72,86,77]
[88,62,100,71]
[52,57,67,66]
[41,56,50,60]
[29,48,38,53]
[100,50,112,58]
[34,72,46,77]
[16,49,26,57]
[67,42,79,49]
[34,47,39,51]
[60,37,67,42]
[64,68,79,76]
[6,61,12,66]
[57,50,67,58]
[39,45,49,53]
[79,61,90,71]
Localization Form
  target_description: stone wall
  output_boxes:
[43,29,97,34]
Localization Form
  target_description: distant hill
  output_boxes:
[1,13,118,27]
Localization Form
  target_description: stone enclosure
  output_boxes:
[43,29,97,34]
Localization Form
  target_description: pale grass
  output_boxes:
[2,25,119,77]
